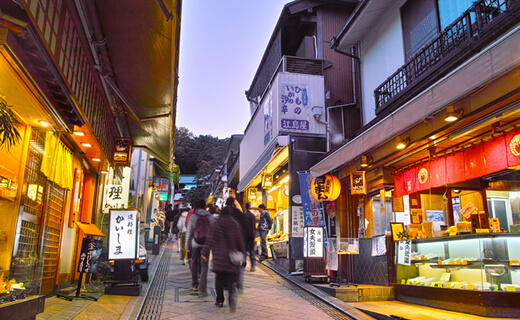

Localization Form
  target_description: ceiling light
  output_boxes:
[92,158,101,162]
[360,155,371,167]
[39,120,48,127]
[100,170,109,175]
[396,136,409,150]
[444,105,463,122]
[81,143,92,148]
[73,131,85,136]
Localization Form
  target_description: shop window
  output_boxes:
[401,0,439,61]
[438,0,477,30]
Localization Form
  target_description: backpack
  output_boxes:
[193,214,210,244]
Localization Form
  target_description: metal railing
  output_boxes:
[374,0,518,112]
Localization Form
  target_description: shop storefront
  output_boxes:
[238,67,328,272]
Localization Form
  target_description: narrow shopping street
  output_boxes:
[37,241,360,320]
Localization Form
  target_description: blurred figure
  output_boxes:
[202,203,244,312]
[186,198,215,295]
[243,202,257,271]
[176,208,188,264]
[257,204,272,261]
[165,203,174,239]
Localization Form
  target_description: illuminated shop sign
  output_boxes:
[108,209,139,260]
[303,227,324,258]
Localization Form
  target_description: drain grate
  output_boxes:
[138,246,172,320]
[260,265,354,320]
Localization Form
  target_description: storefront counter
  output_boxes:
[0,295,45,320]
[395,233,520,317]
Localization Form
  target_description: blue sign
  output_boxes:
[298,171,325,227]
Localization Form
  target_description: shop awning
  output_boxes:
[238,141,289,193]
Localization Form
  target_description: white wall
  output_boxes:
[240,72,326,182]
[359,3,406,125]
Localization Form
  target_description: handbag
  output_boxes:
[224,224,244,266]
[229,250,244,266]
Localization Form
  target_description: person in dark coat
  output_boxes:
[243,202,257,271]
[201,204,245,312]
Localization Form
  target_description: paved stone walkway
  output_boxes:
[153,243,336,319]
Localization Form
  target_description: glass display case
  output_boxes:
[396,234,520,291]
[394,234,520,317]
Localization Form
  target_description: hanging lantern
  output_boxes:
[311,174,341,201]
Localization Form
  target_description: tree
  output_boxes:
[174,127,228,179]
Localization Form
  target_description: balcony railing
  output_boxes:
[374,0,520,113]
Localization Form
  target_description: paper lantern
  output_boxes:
[311,174,341,201]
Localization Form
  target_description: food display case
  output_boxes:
[395,234,520,317]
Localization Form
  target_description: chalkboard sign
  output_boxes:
[77,237,103,273]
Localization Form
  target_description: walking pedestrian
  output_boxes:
[243,202,257,271]
[257,204,272,261]
[176,208,189,264]
[186,198,215,295]
[201,204,244,312]
[165,203,174,239]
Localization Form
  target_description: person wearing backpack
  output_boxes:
[186,198,215,295]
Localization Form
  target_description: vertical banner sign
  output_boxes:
[291,206,304,237]
[103,168,131,213]
[263,91,273,146]
[77,238,103,273]
[303,227,324,258]
[108,209,139,260]
[397,240,412,266]
[298,171,325,227]
[280,83,309,131]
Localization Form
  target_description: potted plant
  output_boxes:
[0,95,22,151]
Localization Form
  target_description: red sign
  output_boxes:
[415,162,430,192]
[464,143,486,180]
[446,151,465,184]
[484,136,507,174]
[403,167,416,194]
[430,156,446,188]
[506,129,520,167]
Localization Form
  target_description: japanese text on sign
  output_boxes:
[304,227,324,258]
[108,210,139,260]
[280,84,310,132]
[103,184,129,213]
[291,206,304,237]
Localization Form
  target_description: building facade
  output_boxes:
[0,0,180,310]
[239,0,359,272]
[311,0,520,316]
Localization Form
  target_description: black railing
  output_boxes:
[374,0,519,112]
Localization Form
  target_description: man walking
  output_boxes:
[257,204,272,261]
[186,198,215,296]
[243,202,257,271]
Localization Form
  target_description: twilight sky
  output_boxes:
[176,0,290,139]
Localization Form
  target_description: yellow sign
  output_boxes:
[262,174,273,188]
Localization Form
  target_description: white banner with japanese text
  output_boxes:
[108,209,139,260]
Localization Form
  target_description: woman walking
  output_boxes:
[201,204,244,312]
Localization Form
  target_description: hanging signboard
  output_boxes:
[108,209,139,260]
[113,137,132,166]
[262,174,273,189]
[303,227,324,258]
[350,171,367,195]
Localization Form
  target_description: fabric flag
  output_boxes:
[393,171,404,198]
[415,161,430,192]
[464,143,486,180]
[403,167,416,195]
[298,171,325,227]
[483,136,507,174]
[506,128,520,167]
[446,150,465,184]
[430,156,446,188]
